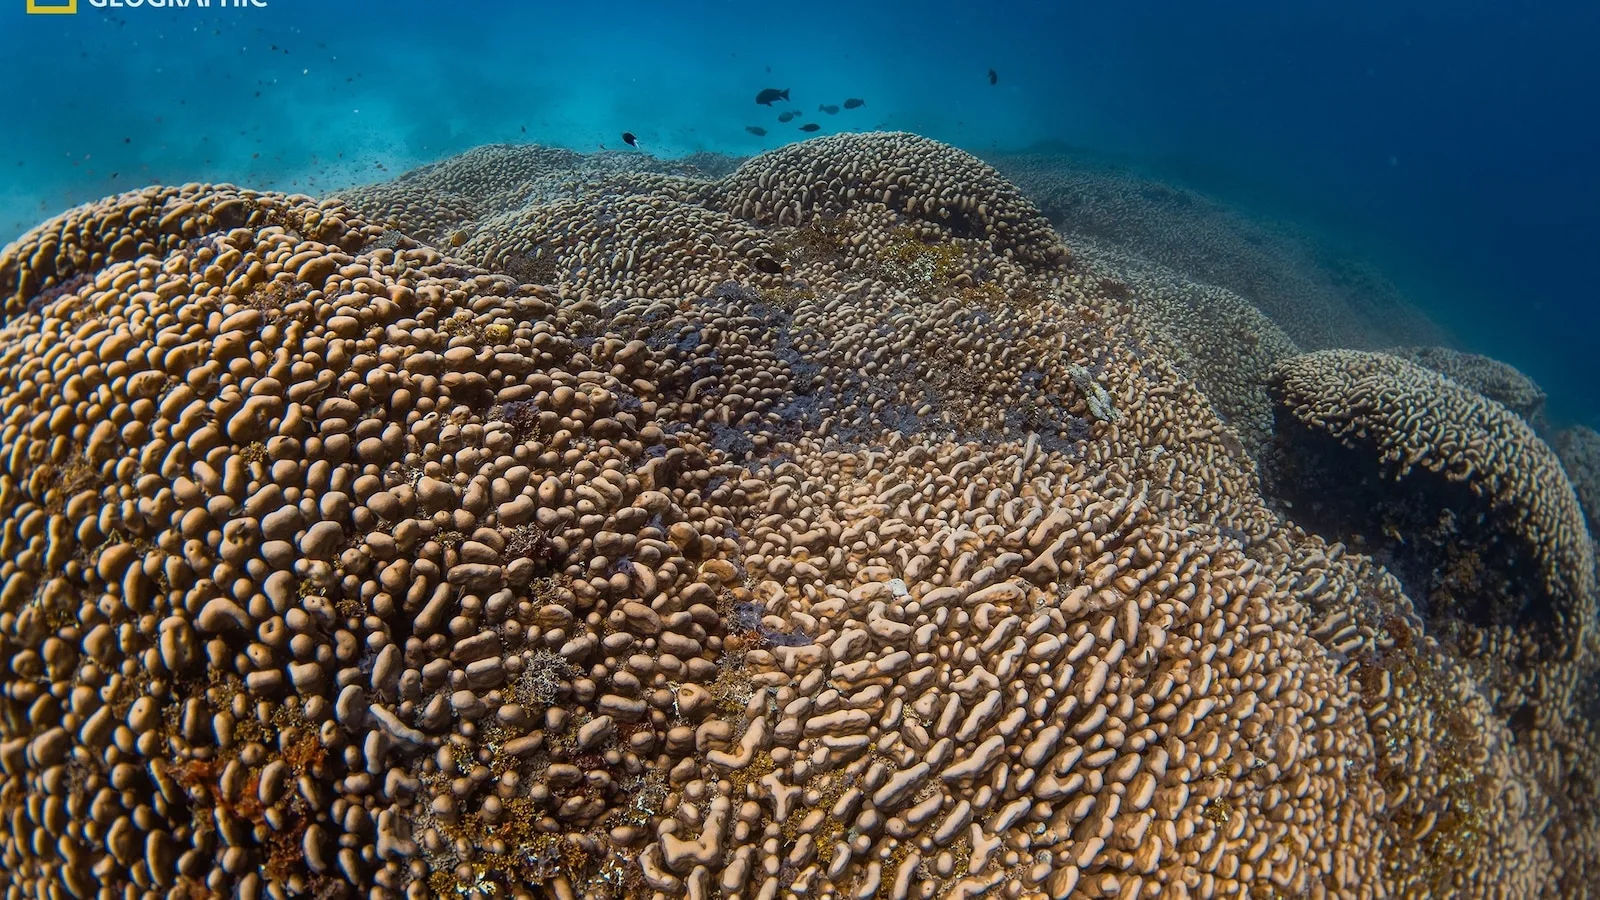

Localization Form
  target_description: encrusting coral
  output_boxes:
[0,134,1595,900]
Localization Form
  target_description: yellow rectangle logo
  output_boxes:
[26,0,77,12]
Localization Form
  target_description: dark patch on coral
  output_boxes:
[1097,277,1133,299]
[615,392,643,416]
[677,328,708,355]
[25,271,90,316]
[764,629,814,647]
[491,398,544,440]
[712,280,762,303]
[707,424,755,460]
[1508,702,1537,737]
[1217,428,1249,462]
[501,249,561,286]
[1216,523,1251,547]
[1262,403,1561,663]
[1062,414,1094,445]
[730,601,765,633]
[367,228,408,251]
[430,262,477,280]
[729,600,813,647]
[505,525,563,573]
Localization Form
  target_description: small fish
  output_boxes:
[755,87,790,105]
[745,126,768,136]
[818,104,839,114]
[799,123,822,132]
[988,68,998,85]
[843,98,865,108]
[753,257,783,274]
[777,111,799,123]
[621,132,641,149]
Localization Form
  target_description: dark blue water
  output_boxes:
[3,0,1595,422]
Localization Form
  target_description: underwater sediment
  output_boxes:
[0,132,1596,899]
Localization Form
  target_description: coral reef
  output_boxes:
[0,135,1595,900]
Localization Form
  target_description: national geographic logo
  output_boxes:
[26,0,268,11]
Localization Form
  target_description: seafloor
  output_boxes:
[0,132,1596,899]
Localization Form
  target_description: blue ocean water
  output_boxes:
[2,0,1596,422]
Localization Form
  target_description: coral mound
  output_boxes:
[0,141,1596,900]
[0,183,377,317]
[331,143,719,248]
[708,132,1067,269]
[459,194,778,301]
[346,143,584,215]
[1267,350,1595,687]
[1389,345,1549,427]
[1558,425,1600,534]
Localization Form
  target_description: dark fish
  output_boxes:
[756,87,790,105]
[988,68,998,85]
[777,111,799,123]
[843,98,865,108]
[746,125,768,136]
[753,257,783,274]
[799,123,822,132]
[621,132,641,148]
[818,104,840,114]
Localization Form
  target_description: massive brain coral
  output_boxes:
[0,183,375,317]
[455,193,779,302]
[707,132,1067,269]
[0,141,1597,900]
[330,144,719,250]
[1267,349,1596,703]
[343,144,586,217]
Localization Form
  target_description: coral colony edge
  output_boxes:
[0,132,1597,899]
